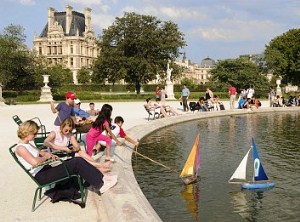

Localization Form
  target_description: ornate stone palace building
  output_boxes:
[175,53,216,84]
[33,6,99,84]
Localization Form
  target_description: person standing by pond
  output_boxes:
[228,85,237,109]
[180,84,190,112]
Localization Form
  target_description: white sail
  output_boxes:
[229,148,251,182]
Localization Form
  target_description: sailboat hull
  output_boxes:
[181,176,198,185]
[241,181,275,190]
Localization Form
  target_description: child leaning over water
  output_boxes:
[86,104,122,160]
[97,116,139,153]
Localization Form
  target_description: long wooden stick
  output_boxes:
[126,145,180,174]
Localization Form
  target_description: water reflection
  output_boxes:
[133,112,300,222]
[180,183,200,221]
[230,191,250,220]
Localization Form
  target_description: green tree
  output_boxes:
[93,12,186,93]
[264,29,300,85]
[77,67,91,84]
[210,58,269,91]
[0,24,35,92]
[46,65,73,92]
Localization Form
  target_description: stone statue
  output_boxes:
[166,62,173,82]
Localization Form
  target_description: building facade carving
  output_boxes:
[33,6,99,84]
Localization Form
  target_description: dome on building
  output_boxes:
[200,57,215,68]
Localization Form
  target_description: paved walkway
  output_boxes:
[1,100,299,221]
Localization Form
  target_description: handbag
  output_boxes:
[165,94,168,99]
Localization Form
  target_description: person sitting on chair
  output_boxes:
[73,99,90,119]
[212,95,221,111]
[43,117,111,174]
[15,120,117,194]
[155,98,180,116]
[145,98,169,118]
[196,97,208,112]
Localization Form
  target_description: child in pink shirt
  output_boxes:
[86,104,122,161]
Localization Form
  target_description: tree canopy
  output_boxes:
[93,12,186,93]
[0,24,35,92]
[210,58,269,92]
[264,29,300,85]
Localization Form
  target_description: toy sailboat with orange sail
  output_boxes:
[180,133,201,185]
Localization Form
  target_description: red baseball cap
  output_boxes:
[65,91,76,100]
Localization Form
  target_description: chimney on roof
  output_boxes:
[48,7,55,31]
[84,8,92,32]
[65,5,73,35]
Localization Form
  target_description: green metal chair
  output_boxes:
[144,105,160,121]
[12,115,49,150]
[9,144,87,212]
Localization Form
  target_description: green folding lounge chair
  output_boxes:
[9,144,87,212]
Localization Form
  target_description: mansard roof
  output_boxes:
[39,11,85,37]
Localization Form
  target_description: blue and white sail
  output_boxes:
[229,138,275,189]
[252,138,268,181]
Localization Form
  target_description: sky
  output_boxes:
[1,0,300,64]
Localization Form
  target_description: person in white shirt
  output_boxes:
[247,86,255,99]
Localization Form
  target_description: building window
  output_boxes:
[39,47,42,55]
[47,46,51,55]
[70,45,73,54]
[70,58,73,67]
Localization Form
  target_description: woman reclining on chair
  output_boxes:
[146,98,169,118]
[146,98,179,118]
[43,117,111,174]
[15,120,117,194]
[154,98,180,116]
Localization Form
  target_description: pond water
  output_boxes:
[133,112,300,222]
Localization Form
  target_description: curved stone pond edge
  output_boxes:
[98,107,300,221]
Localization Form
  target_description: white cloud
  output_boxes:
[66,0,111,13]
[92,13,115,33]
[67,0,102,6]
[20,0,35,5]
[128,5,206,22]
[189,19,280,43]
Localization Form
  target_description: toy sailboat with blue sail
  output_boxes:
[180,133,200,185]
[228,138,275,190]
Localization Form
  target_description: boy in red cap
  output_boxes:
[50,91,77,128]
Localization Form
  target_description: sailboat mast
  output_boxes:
[251,145,255,182]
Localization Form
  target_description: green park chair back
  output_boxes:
[9,144,86,211]
[12,115,49,150]
[12,115,23,126]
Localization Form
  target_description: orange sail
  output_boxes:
[180,133,200,184]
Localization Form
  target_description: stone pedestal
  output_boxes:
[0,84,6,106]
[39,75,53,102]
[276,79,282,96]
[166,81,175,100]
